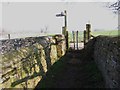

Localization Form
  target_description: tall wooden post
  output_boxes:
[66,31,69,50]
[86,24,91,41]
[72,31,75,50]
[64,10,69,50]
[76,31,79,50]
[84,30,86,46]
[64,10,67,29]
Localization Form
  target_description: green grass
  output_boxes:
[68,30,118,42]
[91,30,118,36]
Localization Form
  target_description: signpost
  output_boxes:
[56,10,69,50]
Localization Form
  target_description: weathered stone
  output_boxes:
[0,35,66,88]
[85,36,120,88]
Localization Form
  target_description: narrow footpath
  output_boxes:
[35,49,105,88]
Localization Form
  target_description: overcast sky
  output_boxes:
[1,1,118,35]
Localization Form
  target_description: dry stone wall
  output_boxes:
[0,34,66,88]
[85,35,120,88]
[94,36,120,88]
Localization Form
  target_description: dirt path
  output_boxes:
[35,50,105,88]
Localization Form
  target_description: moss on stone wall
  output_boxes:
[0,35,66,88]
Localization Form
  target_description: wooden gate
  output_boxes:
[70,31,84,50]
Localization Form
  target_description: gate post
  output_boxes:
[72,31,75,50]
[86,24,91,41]
[84,30,86,46]
[66,30,69,50]
[76,31,79,50]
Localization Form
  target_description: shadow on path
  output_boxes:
[35,49,105,88]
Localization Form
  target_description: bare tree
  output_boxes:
[108,0,120,14]
[40,26,48,34]
[40,28,44,33]
[44,25,48,34]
